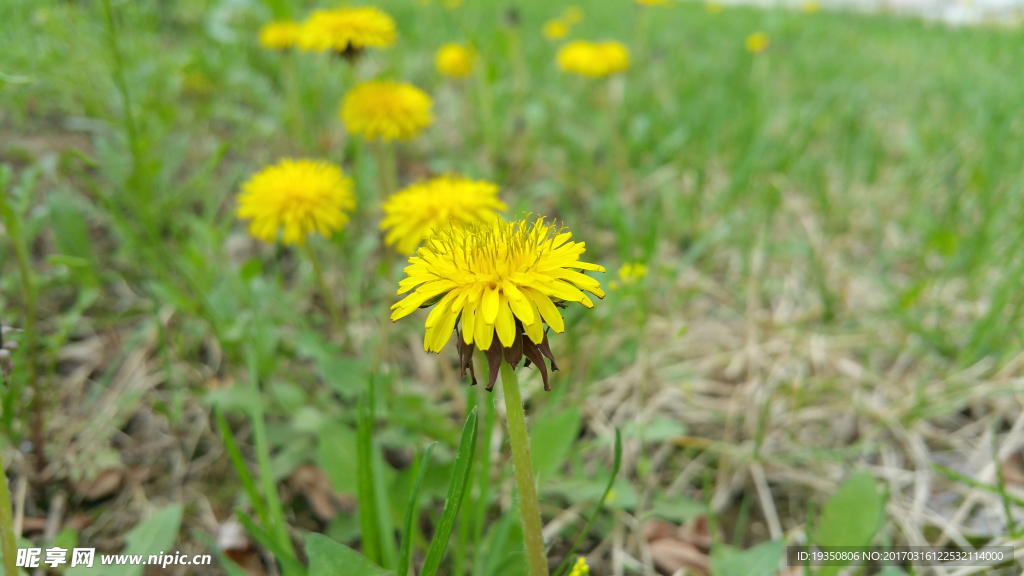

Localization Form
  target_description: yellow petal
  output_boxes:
[494,293,516,348]
[481,284,500,324]
[524,287,565,333]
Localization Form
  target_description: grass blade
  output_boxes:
[373,443,399,569]
[420,406,479,576]
[357,377,383,565]
[552,428,622,576]
[397,442,438,576]
[235,512,307,576]
[214,405,271,531]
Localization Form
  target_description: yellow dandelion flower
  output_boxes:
[636,0,670,5]
[610,262,647,290]
[341,80,433,142]
[298,7,397,55]
[562,5,584,24]
[391,215,604,390]
[802,0,821,12]
[236,159,355,246]
[569,557,590,576]
[435,43,474,78]
[381,175,506,254]
[259,21,301,50]
[557,40,630,78]
[746,31,769,53]
[444,0,463,9]
[543,19,570,40]
[706,1,725,12]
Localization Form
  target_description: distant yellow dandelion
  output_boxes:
[435,43,474,78]
[236,159,355,246]
[706,1,725,12]
[610,262,647,290]
[381,175,506,254]
[562,5,584,24]
[298,7,397,56]
[543,19,570,40]
[745,31,769,53]
[391,215,604,389]
[341,80,433,142]
[444,0,463,9]
[558,40,630,78]
[569,557,590,576]
[259,21,301,50]
[802,0,821,12]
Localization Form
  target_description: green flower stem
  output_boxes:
[498,361,549,576]
[0,448,16,576]
[303,244,342,332]
[373,140,398,197]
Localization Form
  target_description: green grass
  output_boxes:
[2,0,1024,573]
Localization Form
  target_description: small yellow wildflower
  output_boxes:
[444,0,463,9]
[435,43,474,78]
[341,80,434,142]
[391,215,604,390]
[259,21,301,50]
[381,175,506,254]
[802,0,821,12]
[562,6,584,24]
[236,159,355,246]
[745,31,770,53]
[557,41,630,78]
[298,7,397,55]
[706,1,725,13]
[609,262,647,290]
[543,19,570,40]
[569,556,590,576]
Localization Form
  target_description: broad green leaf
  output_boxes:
[813,472,885,576]
[530,407,581,481]
[318,422,359,495]
[420,407,479,576]
[306,533,392,576]
[644,493,705,524]
[710,541,785,576]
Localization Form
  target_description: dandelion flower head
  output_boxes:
[391,215,604,389]
[802,0,821,12]
[706,1,725,12]
[435,43,474,78]
[569,557,590,576]
[610,262,647,290]
[746,31,769,53]
[562,6,584,24]
[382,175,506,255]
[558,40,630,78]
[259,21,301,50]
[298,7,397,54]
[543,19,570,40]
[236,159,355,246]
[342,80,433,142]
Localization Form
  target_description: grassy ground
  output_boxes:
[2,0,1024,574]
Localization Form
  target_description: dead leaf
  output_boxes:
[217,519,266,576]
[20,517,48,534]
[74,469,122,501]
[649,538,709,576]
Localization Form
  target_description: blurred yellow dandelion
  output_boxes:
[341,80,433,142]
[636,0,670,5]
[444,0,463,9]
[610,262,647,290]
[562,5,585,24]
[802,0,821,12]
[298,7,397,55]
[381,175,506,254]
[746,31,769,53]
[706,1,725,13]
[259,21,301,50]
[569,557,590,576]
[391,215,604,389]
[557,40,630,78]
[435,43,474,78]
[543,19,570,40]
[236,159,355,246]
